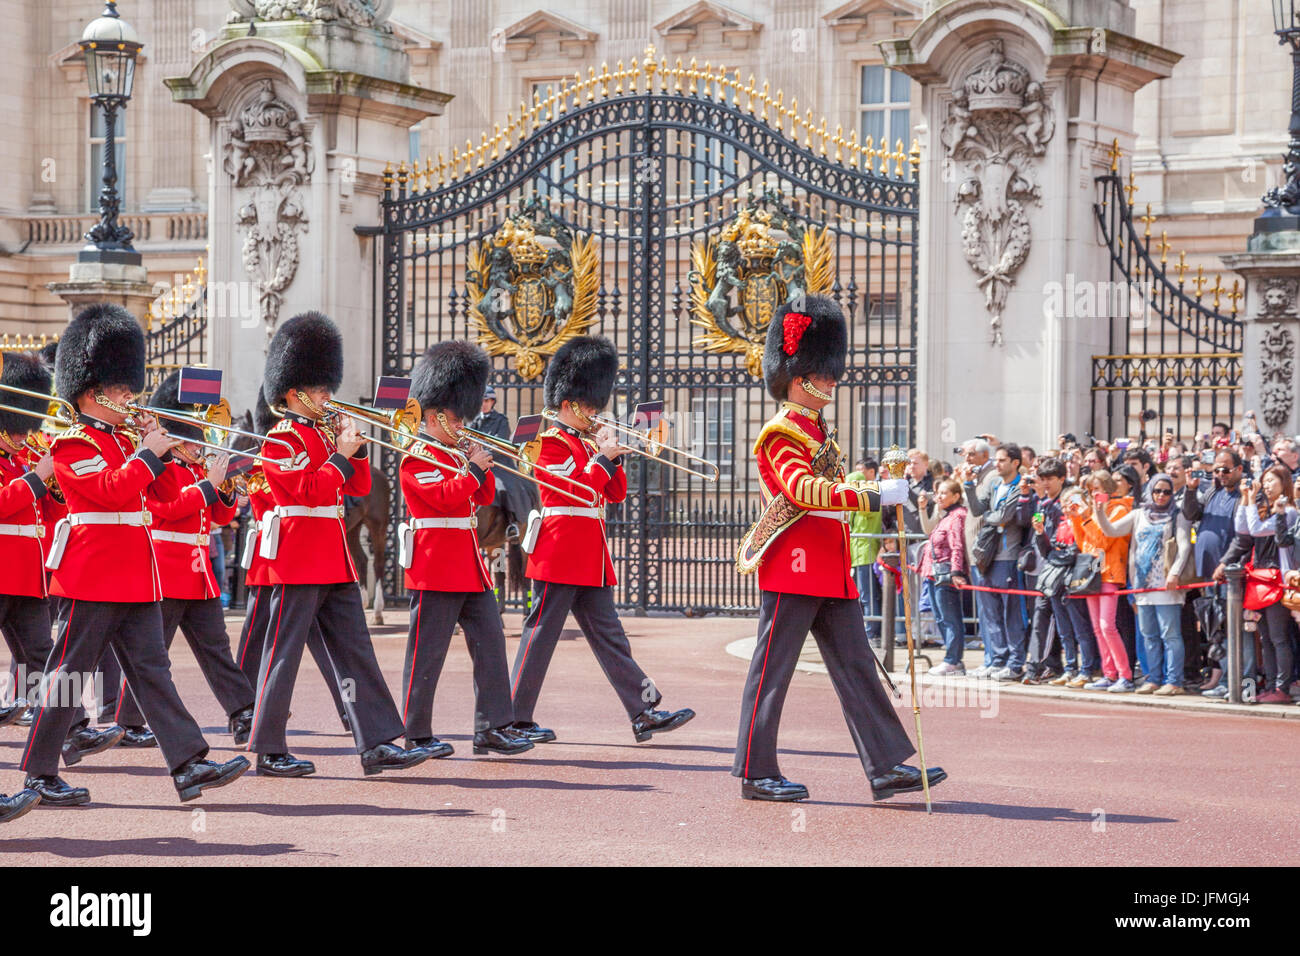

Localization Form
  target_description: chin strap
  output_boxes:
[294,390,324,419]
[800,379,833,402]
[568,401,596,431]
[94,389,132,416]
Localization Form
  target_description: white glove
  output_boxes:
[879,478,910,507]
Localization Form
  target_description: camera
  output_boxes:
[1140,409,1158,423]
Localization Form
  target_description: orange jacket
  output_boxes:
[1069,496,1133,585]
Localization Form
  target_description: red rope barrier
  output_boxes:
[878,559,1214,598]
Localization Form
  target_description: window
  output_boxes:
[690,132,738,196]
[860,390,910,457]
[858,65,911,153]
[866,294,899,325]
[530,81,576,199]
[87,104,125,213]
[408,124,422,167]
[691,393,735,479]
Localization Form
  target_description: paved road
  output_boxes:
[1,613,1294,865]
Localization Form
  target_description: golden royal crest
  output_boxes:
[467,198,599,381]
[689,192,833,378]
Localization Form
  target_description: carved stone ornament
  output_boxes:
[466,197,599,381]
[227,0,394,30]
[1259,322,1296,431]
[688,190,833,378]
[941,39,1055,346]
[1259,276,1299,319]
[222,80,314,337]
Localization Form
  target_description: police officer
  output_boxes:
[732,296,948,803]
[398,341,532,756]
[508,336,695,744]
[113,370,256,745]
[17,303,250,806]
[248,311,434,778]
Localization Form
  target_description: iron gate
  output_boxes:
[1092,145,1243,441]
[376,54,919,614]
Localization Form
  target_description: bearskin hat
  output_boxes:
[762,295,848,402]
[147,370,205,442]
[38,339,58,372]
[262,311,343,407]
[0,350,53,435]
[55,302,145,400]
[254,389,277,436]
[543,335,619,410]
[411,340,491,423]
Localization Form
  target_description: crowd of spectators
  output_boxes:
[852,415,1300,704]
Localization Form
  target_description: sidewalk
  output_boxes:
[723,635,1300,721]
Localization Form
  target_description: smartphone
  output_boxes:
[1032,511,1044,524]
[1093,492,1110,505]
[1200,450,1215,464]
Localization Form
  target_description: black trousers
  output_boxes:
[733,590,915,781]
[0,594,53,706]
[403,588,515,738]
[248,583,404,755]
[116,597,255,727]
[236,584,347,723]
[1025,595,1060,675]
[509,582,659,722]
[20,599,208,777]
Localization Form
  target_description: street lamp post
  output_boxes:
[1264,0,1300,216]
[79,1,143,264]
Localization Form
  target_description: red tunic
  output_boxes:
[47,417,176,603]
[242,469,275,588]
[259,412,370,586]
[754,404,897,599]
[524,424,626,587]
[146,460,238,600]
[400,439,495,593]
[0,441,53,599]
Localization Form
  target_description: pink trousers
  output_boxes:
[1085,582,1132,680]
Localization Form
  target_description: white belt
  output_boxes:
[69,511,152,527]
[541,507,603,519]
[806,510,849,522]
[151,529,211,546]
[275,505,345,519]
[410,516,477,530]
[0,523,44,538]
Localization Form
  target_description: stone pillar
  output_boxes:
[881,0,1180,451]
[1222,228,1300,438]
[165,5,449,414]
[47,260,157,326]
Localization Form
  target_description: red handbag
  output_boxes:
[1243,564,1284,610]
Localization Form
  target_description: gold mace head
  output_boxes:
[881,444,908,479]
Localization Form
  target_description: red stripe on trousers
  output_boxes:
[511,582,549,698]
[403,591,423,723]
[22,599,75,772]
[743,593,782,780]
[238,587,262,670]
[250,587,286,739]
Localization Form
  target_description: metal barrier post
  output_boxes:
[1225,564,1244,704]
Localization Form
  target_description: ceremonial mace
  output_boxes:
[881,445,932,813]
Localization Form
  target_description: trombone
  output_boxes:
[459,425,599,507]
[541,407,721,482]
[279,395,458,469]
[319,397,450,467]
[127,400,291,467]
